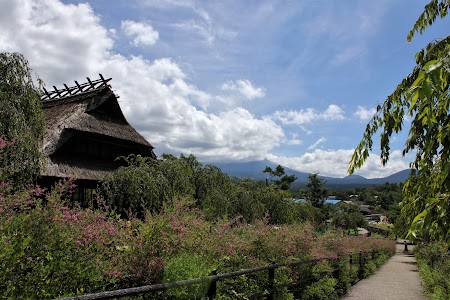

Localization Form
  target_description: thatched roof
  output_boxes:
[43,156,115,181]
[40,76,156,181]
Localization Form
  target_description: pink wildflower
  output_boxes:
[0,136,6,149]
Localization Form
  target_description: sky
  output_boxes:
[1,0,449,178]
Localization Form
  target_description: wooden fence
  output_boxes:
[57,250,377,300]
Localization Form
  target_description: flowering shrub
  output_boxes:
[0,179,118,298]
[0,181,395,299]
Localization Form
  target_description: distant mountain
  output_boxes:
[364,169,413,184]
[207,159,412,187]
[342,174,366,182]
[210,159,311,182]
[327,169,412,185]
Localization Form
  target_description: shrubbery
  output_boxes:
[0,180,118,298]
[416,242,450,300]
[100,154,315,225]
[0,180,395,299]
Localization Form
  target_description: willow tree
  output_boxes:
[349,1,450,242]
[0,53,45,184]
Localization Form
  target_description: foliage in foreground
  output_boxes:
[0,181,395,299]
[349,0,450,243]
[416,242,450,300]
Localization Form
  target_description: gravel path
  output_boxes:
[342,243,427,300]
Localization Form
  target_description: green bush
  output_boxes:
[164,253,215,299]
[100,155,185,217]
[363,261,377,278]
[101,154,324,226]
[215,275,262,300]
[416,242,450,300]
[301,277,338,300]
[333,257,351,295]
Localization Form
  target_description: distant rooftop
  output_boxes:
[293,198,343,205]
[324,199,342,205]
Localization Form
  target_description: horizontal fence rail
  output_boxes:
[57,251,375,300]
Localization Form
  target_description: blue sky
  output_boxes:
[1,0,449,178]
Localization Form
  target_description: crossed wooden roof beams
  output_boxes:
[41,74,112,102]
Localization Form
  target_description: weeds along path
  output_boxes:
[343,243,426,300]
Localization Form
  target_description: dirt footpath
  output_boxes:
[342,243,427,300]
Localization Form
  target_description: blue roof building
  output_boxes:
[324,199,342,205]
[294,198,343,205]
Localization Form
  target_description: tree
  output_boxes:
[101,155,177,217]
[0,52,45,184]
[305,173,327,208]
[194,163,235,220]
[349,1,450,242]
[330,203,368,234]
[263,165,297,190]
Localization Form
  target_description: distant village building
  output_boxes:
[38,75,156,206]
[324,199,341,205]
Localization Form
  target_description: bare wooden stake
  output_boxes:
[53,86,62,97]
[43,87,50,99]
[87,77,94,88]
[64,84,72,94]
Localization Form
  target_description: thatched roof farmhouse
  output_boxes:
[38,75,156,205]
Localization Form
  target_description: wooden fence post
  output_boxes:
[358,250,364,279]
[267,262,276,300]
[349,253,353,273]
[208,269,218,299]
[333,256,346,296]
[333,257,340,280]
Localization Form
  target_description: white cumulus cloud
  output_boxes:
[221,79,266,100]
[0,0,284,162]
[323,104,345,120]
[354,105,376,120]
[267,149,409,178]
[0,0,112,85]
[121,20,159,46]
[273,104,345,126]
